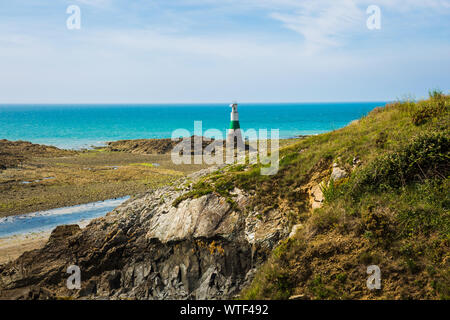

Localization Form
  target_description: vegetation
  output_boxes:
[0,148,208,217]
[172,174,237,207]
[2,90,448,299]
[225,91,449,299]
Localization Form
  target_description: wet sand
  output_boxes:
[0,220,95,265]
[0,232,49,265]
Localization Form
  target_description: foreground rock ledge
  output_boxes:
[0,166,289,300]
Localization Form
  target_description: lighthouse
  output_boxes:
[226,102,245,151]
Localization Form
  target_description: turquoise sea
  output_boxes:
[0,102,386,236]
[0,102,386,150]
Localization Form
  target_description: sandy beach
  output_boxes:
[0,232,49,265]
[0,218,98,265]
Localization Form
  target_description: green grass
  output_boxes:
[130,162,155,167]
[237,92,449,300]
[172,181,214,207]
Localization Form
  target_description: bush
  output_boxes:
[240,260,294,300]
[412,104,445,125]
[398,206,449,238]
[411,92,448,125]
[394,179,450,238]
[375,132,388,148]
[429,89,444,100]
[351,132,449,197]
[320,180,338,203]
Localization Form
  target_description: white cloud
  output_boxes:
[90,29,298,59]
[0,0,448,102]
[270,0,363,51]
[262,0,450,51]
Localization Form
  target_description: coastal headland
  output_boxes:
[0,94,448,299]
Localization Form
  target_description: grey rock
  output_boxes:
[0,166,289,300]
[330,164,348,181]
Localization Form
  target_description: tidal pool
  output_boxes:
[0,197,130,238]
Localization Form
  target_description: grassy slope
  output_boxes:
[187,91,449,299]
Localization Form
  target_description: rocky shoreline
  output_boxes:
[1,95,447,300]
[0,136,304,299]
[0,165,291,299]
[0,139,76,170]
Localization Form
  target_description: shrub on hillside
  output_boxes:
[351,132,449,196]
[375,132,388,148]
[411,91,448,126]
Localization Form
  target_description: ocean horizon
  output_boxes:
[0,102,386,150]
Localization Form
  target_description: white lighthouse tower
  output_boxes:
[226,102,245,151]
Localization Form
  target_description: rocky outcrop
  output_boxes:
[0,139,75,170]
[309,183,325,209]
[0,166,290,300]
[305,161,349,210]
[330,163,348,181]
[107,136,223,155]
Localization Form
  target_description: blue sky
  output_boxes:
[0,0,449,103]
